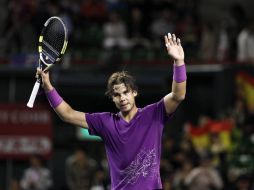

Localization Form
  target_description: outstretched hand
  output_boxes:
[164,33,184,64]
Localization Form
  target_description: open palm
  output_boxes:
[164,33,184,61]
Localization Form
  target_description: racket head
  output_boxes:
[38,16,68,71]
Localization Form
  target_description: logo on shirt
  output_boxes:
[120,148,158,185]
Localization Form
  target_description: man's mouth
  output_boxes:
[120,103,128,107]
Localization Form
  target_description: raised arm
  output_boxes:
[163,33,186,114]
[37,69,88,129]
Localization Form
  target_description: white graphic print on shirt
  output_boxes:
[120,148,158,185]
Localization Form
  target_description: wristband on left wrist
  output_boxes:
[173,64,187,83]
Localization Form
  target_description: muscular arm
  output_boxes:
[54,100,88,129]
[164,73,186,114]
[163,33,186,114]
[37,69,88,129]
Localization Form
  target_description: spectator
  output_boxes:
[179,138,199,166]
[20,154,52,190]
[184,151,223,190]
[234,174,253,190]
[199,22,216,62]
[175,14,200,61]
[10,179,20,190]
[128,7,150,48]
[81,0,107,23]
[102,11,130,49]
[237,20,254,64]
[1,0,37,56]
[90,169,107,190]
[150,8,175,48]
[65,147,97,190]
[173,160,193,190]
[228,4,247,60]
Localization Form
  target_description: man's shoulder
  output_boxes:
[141,98,164,111]
[238,29,249,39]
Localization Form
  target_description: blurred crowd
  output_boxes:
[0,0,254,66]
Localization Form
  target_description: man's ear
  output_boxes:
[133,91,138,97]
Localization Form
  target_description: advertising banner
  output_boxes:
[0,104,52,159]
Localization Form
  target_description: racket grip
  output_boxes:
[27,81,41,108]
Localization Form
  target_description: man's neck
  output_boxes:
[120,106,138,122]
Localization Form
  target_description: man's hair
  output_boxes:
[105,71,138,98]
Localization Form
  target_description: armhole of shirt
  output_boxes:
[161,98,174,122]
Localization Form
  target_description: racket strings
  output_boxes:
[42,40,60,56]
[42,49,55,63]
[42,19,66,59]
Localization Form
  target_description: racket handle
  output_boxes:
[27,81,41,108]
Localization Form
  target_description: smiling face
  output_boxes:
[112,83,137,114]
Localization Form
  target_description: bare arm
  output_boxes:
[163,33,186,114]
[37,69,88,129]
[55,100,88,129]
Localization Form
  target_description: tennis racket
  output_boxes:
[27,16,68,108]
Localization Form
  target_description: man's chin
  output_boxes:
[120,106,131,113]
[120,108,130,113]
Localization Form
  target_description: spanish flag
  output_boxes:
[188,119,234,152]
[187,121,211,152]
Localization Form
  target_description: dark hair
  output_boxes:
[30,154,43,164]
[105,71,138,98]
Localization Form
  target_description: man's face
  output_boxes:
[112,83,137,113]
[30,157,41,168]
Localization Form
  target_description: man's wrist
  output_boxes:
[43,84,54,93]
[174,59,185,66]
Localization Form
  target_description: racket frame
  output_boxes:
[27,16,68,108]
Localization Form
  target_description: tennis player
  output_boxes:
[37,33,186,190]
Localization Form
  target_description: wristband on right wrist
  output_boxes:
[46,88,63,108]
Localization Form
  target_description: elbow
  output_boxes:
[58,114,69,123]
[177,95,186,102]
[62,113,74,124]
[60,115,70,123]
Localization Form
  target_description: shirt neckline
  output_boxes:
[118,108,141,125]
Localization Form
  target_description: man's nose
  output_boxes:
[120,94,125,101]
